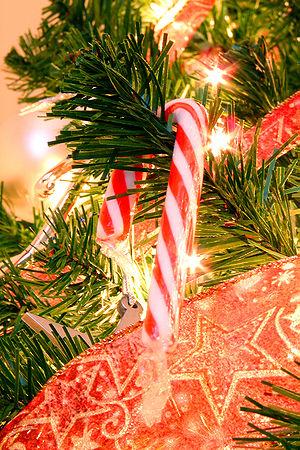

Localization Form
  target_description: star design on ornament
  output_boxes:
[171,309,284,424]
[0,399,60,448]
[271,269,295,287]
[51,353,139,447]
[1,352,139,449]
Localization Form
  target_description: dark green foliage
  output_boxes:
[0,325,92,427]
[190,1,299,122]
[0,202,122,337]
[220,38,288,122]
[46,28,175,175]
[4,0,142,101]
[234,364,300,448]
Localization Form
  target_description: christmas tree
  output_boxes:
[0,0,299,448]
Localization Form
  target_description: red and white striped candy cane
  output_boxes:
[142,99,208,350]
[97,168,146,244]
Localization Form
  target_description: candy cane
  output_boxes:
[142,99,208,350]
[96,166,148,314]
[96,168,146,244]
[97,100,208,348]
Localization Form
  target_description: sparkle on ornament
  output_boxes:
[282,262,295,270]
[284,305,300,332]
[172,21,183,31]
[205,67,225,86]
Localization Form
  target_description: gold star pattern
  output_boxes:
[171,310,284,423]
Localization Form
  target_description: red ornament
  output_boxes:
[243,91,300,166]
[1,256,299,449]
[155,0,215,60]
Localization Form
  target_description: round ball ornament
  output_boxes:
[0,256,299,449]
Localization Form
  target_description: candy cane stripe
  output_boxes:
[97,169,145,242]
[156,236,178,305]
[105,196,125,238]
[173,143,197,206]
[98,202,114,238]
[161,213,179,276]
[112,170,132,217]
[142,306,158,340]
[167,100,208,140]
[145,277,172,343]
[97,216,109,240]
[165,190,186,251]
[177,111,205,153]
[176,123,205,180]
[168,165,190,226]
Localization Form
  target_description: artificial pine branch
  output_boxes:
[0,203,123,338]
[0,326,91,428]
[219,37,288,123]
[0,184,42,260]
[234,363,300,449]
[46,28,175,170]
[4,0,142,101]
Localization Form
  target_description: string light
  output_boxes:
[25,128,53,160]
[210,126,231,157]
[185,253,208,275]
[205,67,225,86]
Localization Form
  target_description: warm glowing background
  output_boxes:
[0,0,66,221]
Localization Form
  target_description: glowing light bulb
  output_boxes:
[227,27,234,38]
[25,129,52,159]
[205,67,225,86]
[210,127,231,157]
